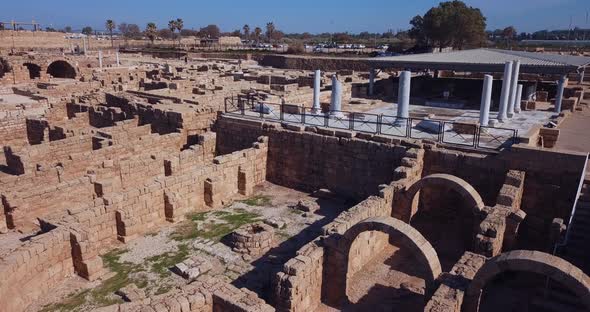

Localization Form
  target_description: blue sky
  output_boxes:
[1,0,589,33]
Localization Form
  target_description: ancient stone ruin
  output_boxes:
[0,34,589,312]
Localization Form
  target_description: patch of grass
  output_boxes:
[239,195,272,206]
[146,244,190,277]
[212,210,231,217]
[133,273,149,289]
[187,211,209,221]
[39,289,90,312]
[171,209,262,242]
[90,249,144,306]
[154,283,173,295]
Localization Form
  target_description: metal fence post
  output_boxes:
[302,107,306,125]
[241,96,245,115]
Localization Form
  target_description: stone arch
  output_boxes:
[463,250,590,312]
[323,216,442,306]
[23,62,41,79]
[406,174,485,214]
[47,60,76,79]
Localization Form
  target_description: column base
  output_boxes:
[329,111,345,119]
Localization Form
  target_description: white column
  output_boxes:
[580,69,586,85]
[330,75,344,118]
[311,70,321,114]
[98,50,103,69]
[514,84,523,114]
[479,75,493,127]
[83,37,87,56]
[507,60,521,118]
[116,51,120,67]
[329,75,344,118]
[555,75,566,113]
[369,68,375,96]
[397,71,411,118]
[498,61,513,122]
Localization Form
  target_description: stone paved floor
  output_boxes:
[554,106,590,155]
[234,101,550,149]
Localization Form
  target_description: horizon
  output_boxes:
[1,0,589,34]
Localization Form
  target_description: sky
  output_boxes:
[1,0,589,34]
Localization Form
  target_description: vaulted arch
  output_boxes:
[323,216,442,306]
[47,60,76,79]
[463,250,590,312]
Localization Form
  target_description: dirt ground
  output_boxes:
[30,182,351,312]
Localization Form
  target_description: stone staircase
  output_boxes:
[560,175,590,274]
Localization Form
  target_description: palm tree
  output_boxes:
[254,27,262,44]
[168,20,177,46]
[175,18,184,47]
[105,19,116,47]
[243,24,250,40]
[145,23,157,46]
[266,22,275,43]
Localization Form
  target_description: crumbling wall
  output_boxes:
[111,137,268,241]
[424,252,487,312]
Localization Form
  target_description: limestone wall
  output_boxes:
[215,117,407,200]
[274,193,395,312]
[0,228,75,312]
[260,55,372,71]
[424,252,487,312]
[421,144,586,250]
[274,240,324,312]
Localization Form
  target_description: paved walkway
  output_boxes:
[555,105,590,154]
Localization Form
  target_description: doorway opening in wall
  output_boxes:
[343,235,427,312]
[410,184,475,272]
[24,63,41,79]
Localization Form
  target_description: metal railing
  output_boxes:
[224,95,519,150]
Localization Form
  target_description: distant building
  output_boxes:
[200,36,242,46]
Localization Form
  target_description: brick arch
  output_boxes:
[406,173,485,214]
[463,250,590,312]
[46,59,77,79]
[323,216,442,306]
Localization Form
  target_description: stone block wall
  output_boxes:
[92,276,274,312]
[0,228,75,312]
[273,194,393,312]
[274,240,324,312]
[215,116,407,200]
[111,137,268,241]
[419,144,586,251]
[422,147,507,205]
[424,252,487,312]
[0,115,28,151]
